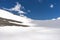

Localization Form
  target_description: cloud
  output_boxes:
[51,18,56,20]
[27,10,31,13]
[3,2,25,16]
[52,17,60,20]
[57,17,60,20]
[50,4,54,8]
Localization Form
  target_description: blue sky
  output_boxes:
[0,0,60,20]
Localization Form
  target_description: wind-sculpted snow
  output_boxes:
[0,27,60,40]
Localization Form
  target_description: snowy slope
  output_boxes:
[0,9,33,26]
[0,9,28,22]
[0,27,60,40]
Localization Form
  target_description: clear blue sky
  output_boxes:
[0,0,60,20]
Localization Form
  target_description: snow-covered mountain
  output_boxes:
[0,9,33,27]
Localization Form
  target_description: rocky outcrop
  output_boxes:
[0,17,29,27]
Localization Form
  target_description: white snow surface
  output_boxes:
[0,9,27,22]
[0,9,33,26]
[0,26,60,40]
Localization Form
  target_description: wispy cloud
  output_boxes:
[50,4,54,8]
[52,17,60,20]
[3,2,25,16]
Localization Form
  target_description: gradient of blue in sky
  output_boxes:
[0,0,60,20]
